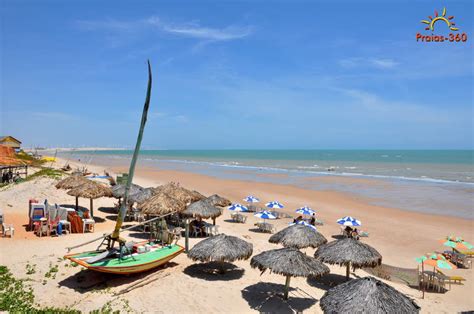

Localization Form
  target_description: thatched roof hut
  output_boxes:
[182,199,222,219]
[269,224,327,249]
[55,175,89,190]
[66,181,113,217]
[251,247,329,299]
[205,194,231,207]
[111,183,143,199]
[188,234,253,263]
[314,238,382,280]
[154,182,205,205]
[320,276,420,314]
[139,192,186,216]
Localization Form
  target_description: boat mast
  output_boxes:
[110,60,153,242]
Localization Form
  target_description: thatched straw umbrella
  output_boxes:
[139,192,186,216]
[269,224,327,249]
[251,247,330,300]
[183,200,222,220]
[154,182,205,205]
[111,183,143,199]
[314,238,382,280]
[182,200,223,252]
[55,175,90,210]
[128,187,154,204]
[188,234,253,273]
[205,194,231,207]
[66,181,113,218]
[320,276,420,313]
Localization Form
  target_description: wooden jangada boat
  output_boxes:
[65,61,184,274]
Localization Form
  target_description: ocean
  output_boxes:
[61,150,474,219]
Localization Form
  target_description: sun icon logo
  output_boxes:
[421,8,458,32]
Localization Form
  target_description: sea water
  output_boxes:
[63,150,474,219]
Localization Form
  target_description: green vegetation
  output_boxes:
[26,263,37,275]
[15,150,47,167]
[1,265,129,313]
[44,263,59,279]
[26,168,64,181]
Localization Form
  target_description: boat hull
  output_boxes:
[65,244,184,275]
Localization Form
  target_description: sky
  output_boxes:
[1,0,473,149]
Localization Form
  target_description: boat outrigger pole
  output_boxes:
[107,60,153,249]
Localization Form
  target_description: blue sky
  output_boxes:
[1,1,473,149]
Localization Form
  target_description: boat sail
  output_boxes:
[65,61,184,274]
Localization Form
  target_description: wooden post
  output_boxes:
[346,262,351,280]
[284,275,291,300]
[185,218,190,253]
[90,198,94,218]
[75,196,79,211]
[213,217,216,226]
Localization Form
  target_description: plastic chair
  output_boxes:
[2,223,14,237]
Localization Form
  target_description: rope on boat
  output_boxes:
[66,211,175,252]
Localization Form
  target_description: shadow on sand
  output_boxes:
[59,204,89,212]
[183,262,244,281]
[98,207,117,214]
[331,234,346,240]
[306,273,348,290]
[58,262,179,293]
[242,282,317,313]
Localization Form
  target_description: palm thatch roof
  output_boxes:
[314,238,382,269]
[251,247,329,278]
[66,180,113,199]
[154,182,205,205]
[205,194,231,207]
[139,192,186,215]
[188,234,253,263]
[320,276,420,313]
[55,175,89,190]
[182,199,223,219]
[111,183,143,198]
[269,224,327,249]
[128,187,154,204]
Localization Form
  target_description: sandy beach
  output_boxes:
[0,157,472,313]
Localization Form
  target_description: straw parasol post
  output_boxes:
[251,247,330,300]
[314,238,382,280]
[188,234,253,273]
[55,175,90,210]
[66,180,113,218]
[269,224,327,249]
[320,276,420,313]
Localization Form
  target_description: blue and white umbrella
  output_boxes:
[289,220,317,230]
[337,216,361,227]
[228,203,249,212]
[243,195,260,203]
[295,206,315,216]
[254,211,277,220]
[266,201,284,209]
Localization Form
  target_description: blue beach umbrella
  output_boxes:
[266,201,284,209]
[243,195,260,203]
[289,220,317,230]
[255,210,277,222]
[228,203,249,212]
[337,216,361,227]
[295,206,315,216]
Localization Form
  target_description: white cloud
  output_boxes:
[370,58,398,69]
[338,57,399,70]
[76,16,252,43]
